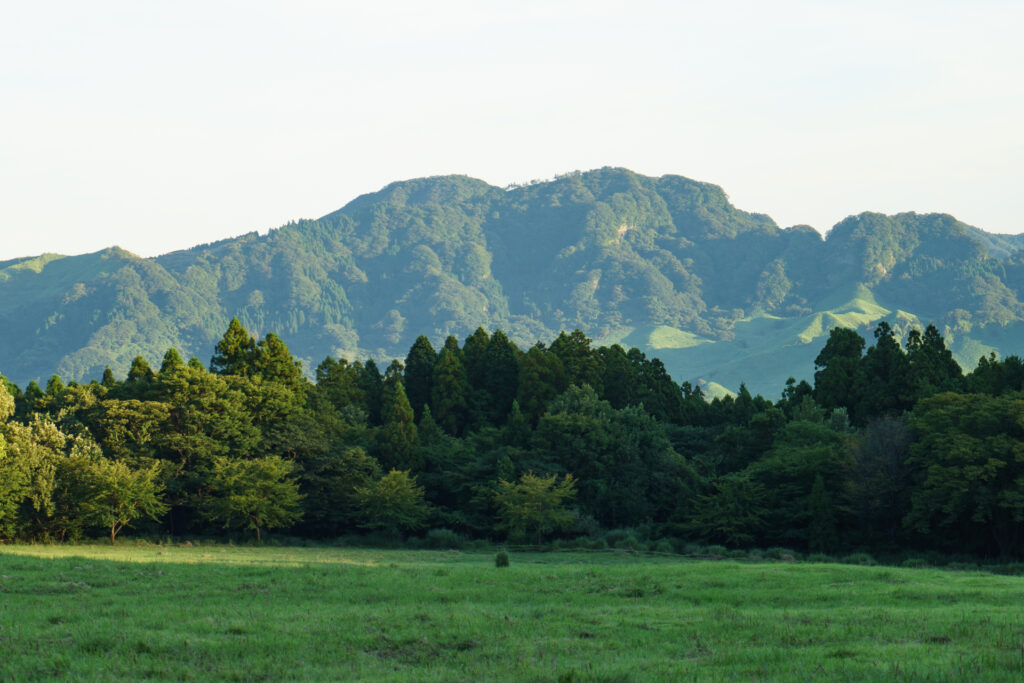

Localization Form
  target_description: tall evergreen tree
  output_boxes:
[462,327,490,390]
[479,330,520,424]
[377,378,419,471]
[813,327,866,420]
[127,356,156,385]
[550,329,604,393]
[253,333,304,389]
[404,335,437,422]
[430,347,470,436]
[160,348,185,374]
[210,317,257,376]
[906,324,962,399]
[516,345,566,424]
[857,321,911,420]
[358,359,385,426]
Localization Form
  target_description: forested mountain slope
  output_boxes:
[3,168,1024,394]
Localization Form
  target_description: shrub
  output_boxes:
[653,539,675,554]
[604,529,631,547]
[841,552,876,566]
[807,553,835,563]
[726,549,748,559]
[946,562,978,571]
[425,528,466,550]
[588,538,609,551]
[704,545,727,558]
[901,558,928,569]
[766,547,799,561]
[495,550,510,568]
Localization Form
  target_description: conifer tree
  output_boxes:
[480,330,520,423]
[378,379,419,471]
[550,330,603,392]
[404,335,437,421]
[516,345,566,423]
[253,333,304,389]
[430,347,469,435]
[462,327,490,390]
[358,359,384,426]
[127,356,155,384]
[210,317,257,376]
[160,348,184,374]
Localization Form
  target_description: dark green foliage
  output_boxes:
[813,328,866,419]
[160,348,184,374]
[430,347,469,435]
[7,315,1024,562]
[494,549,510,567]
[404,336,437,422]
[210,318,257,377]
[808,474,838,552]
[198,455,303,542]
[127,356,155,384]
[905,392,1024,556]
[516,345,567,424]
[352,469,429,537]
[377,379,419,472]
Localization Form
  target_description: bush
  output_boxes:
[652,539,675,554]
[704,545,727,558]
[726,549,748,559]
[841,552,876,566]
[946,562,978,571]
[985,563,1024,576]
[425,528,466,550]
[901,558,928,569]
[495,550,510,568]
[766,547,799,561]
[604,529,631,547]
[807,553,835,563]
[588,538,609,551]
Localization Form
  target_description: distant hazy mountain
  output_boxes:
[4,167,1024,396]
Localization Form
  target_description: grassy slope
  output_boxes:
[616,283,1024,397]
[1,545,1022,681]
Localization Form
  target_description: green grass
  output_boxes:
[1,545,1023,681]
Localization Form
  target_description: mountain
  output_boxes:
[3,167,1024,396]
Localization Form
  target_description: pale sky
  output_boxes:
[2,0,1023,260]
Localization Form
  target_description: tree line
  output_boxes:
[1,319,1022,557]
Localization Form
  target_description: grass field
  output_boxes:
[1,545,1022,681]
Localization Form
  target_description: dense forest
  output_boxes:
[2,319,1023,559]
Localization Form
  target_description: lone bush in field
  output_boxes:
[495,549,510,567]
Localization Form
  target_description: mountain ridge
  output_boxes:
[3,167,1024,395]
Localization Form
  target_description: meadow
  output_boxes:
[1,544,1022,681]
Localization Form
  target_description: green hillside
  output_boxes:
[2,168,1024,395]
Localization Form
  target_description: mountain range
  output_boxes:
[4,167,1024,396]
